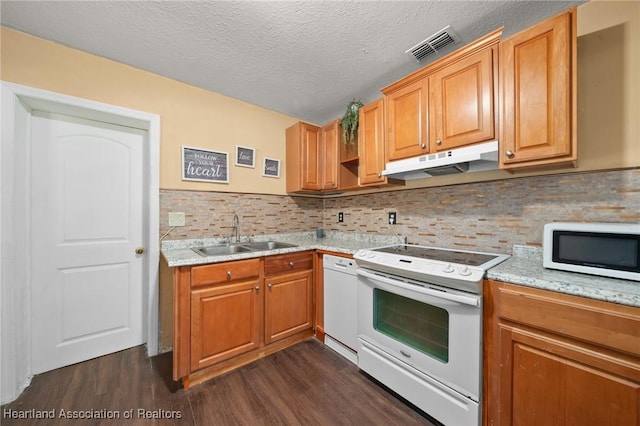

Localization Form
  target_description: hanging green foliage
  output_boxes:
[340,99,364,145]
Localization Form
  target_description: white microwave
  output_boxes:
[543,222,640,281]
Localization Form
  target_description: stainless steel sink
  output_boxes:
[192,244,253,257]
[242,241,297,251]
[192,241,297,257]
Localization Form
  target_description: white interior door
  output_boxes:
[30,111,146,374]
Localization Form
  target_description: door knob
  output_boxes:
[135,247,145,254]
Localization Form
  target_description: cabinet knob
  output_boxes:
[289,261,294,267]
[227,270,232,278]
[420,143,427,149]
[268,283,273,289]
[435,139,442,146]
[505,150,515,158]
[377,172,382,178]
[255,285,260,292]
[135,247,144,254]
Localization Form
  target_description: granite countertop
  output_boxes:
[162,234,640,309]
[161,231,403,267]
[487,245,640,308]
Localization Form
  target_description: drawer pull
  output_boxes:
[289,262,294,267]
[227,270,232,278]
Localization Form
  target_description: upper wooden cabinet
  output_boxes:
[358,98,388,186]
[499,8,577,170]
[428,46,496,151]
[384,79,429,161]
[286,121,338,192]
[321,120,340,190]
[383,29,502,162]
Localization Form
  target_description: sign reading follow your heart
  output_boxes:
[182,146,229,183]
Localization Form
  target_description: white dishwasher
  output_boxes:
[323,254,358,364]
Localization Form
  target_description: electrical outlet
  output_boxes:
[388,212,397,225]
[168,212,186,227]
[338,212,344,223]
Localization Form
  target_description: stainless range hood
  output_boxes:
[382,140,499,180]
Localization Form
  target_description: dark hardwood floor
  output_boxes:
[2,339,438,425]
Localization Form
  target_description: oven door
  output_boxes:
[357,267,482,400]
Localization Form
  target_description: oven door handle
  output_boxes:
[356,269,480,307]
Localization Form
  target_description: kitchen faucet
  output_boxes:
[231,213,240,243]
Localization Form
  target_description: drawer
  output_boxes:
[265,251,313,276]
[191,258,261,287]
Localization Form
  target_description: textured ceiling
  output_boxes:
[1,1,583,124]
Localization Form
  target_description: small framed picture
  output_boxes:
[235,145,255,168]
[182,146,229,183]
[263,157,280,178]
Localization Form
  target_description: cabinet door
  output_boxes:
[358,98,387,186]
[264,269,313,345]
[485,279,640,426]
[429,47,495,151]
[498,326,640,426]
[321,121,339,190]
[301,124,323,190]
[190,280,262,371]
[385,79,429,161]
[500,9,576,169]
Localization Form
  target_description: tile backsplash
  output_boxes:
[160,190,323,240]
[323,169,640,253]
[160,169,639,253]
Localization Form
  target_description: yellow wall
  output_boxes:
[2,0,638,197]
[577,0,639,168]
[0,27,299,194]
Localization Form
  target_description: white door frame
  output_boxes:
[0,81,160,404]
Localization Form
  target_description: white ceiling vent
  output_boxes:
[406,26,461,62]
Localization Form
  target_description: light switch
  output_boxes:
[168,212,186,227]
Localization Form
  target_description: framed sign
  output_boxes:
[235,145,255,168]
[182,146,229,183]
[263,157,280,178]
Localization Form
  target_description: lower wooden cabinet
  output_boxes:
[484,279,640,426]
[173,252,315,387]
[190,279,262,371]
[264,251,314,345]
[265,269,313,344]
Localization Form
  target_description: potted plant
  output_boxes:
[340,99,364,146]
